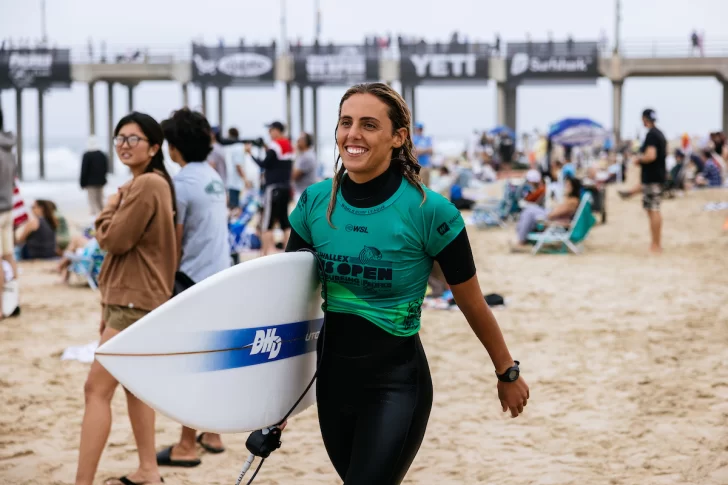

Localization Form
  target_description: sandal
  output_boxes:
[197,432,226,454]
[104,475,164,485]
[156,445,201,467]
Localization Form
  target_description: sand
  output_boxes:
[1,183,727,485]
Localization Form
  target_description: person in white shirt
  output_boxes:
[223,127,252,208]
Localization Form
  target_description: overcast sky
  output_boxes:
[1,0,726,149]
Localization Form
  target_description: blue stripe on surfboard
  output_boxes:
[197,317,324,372]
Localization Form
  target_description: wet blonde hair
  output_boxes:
[327,83,425,227]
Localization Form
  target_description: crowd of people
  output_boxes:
[2,76,727,483]
[1,80,532,484]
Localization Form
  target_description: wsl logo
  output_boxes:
[250,329,282,360]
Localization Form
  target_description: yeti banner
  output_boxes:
[399,43,491,85]
[292,45,380,86]
[0,49,72,89]
[191,44,276,86]
[506,41,599,84]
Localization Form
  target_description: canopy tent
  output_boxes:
[488,125,516,139]
[548,118,608,147]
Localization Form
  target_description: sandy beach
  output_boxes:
[1,182,727,485]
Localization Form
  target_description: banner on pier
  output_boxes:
[506,41,600,85]
[399,43,491,85]
[191,45,276,86]
[292,44,380,86]
[0,49,72,89]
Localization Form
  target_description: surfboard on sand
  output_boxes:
[95,252,324,433]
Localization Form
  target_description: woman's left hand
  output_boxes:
[497,378,529,418]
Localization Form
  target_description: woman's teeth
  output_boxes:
[346,147,367,155]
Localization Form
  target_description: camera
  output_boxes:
[241,137,265,148]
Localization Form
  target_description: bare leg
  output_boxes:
[122,389,163,484]
[262,230,275,256]
[647,210,662,253]
[75,327,121,485]
[168,426,199,462]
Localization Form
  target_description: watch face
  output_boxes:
[508,370,518,380]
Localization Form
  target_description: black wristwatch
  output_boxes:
[496,361,520,383]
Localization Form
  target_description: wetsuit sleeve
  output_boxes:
[433,228,476,285]
[288,188,312,244]
[423,194,466,257]
[285,227,314,252]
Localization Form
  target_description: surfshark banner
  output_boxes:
[399,43,490,85]
[191,44,276,86]
[0,48,71,89]
[292,45,380,86]
[506,41,599,85]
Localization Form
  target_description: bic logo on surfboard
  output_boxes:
[250,329,282,360]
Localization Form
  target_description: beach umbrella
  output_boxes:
[488,125,516,139]
[548,118,608,147]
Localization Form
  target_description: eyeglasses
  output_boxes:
[113,135,148,148]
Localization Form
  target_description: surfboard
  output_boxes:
[95,251,324,433]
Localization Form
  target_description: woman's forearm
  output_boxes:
[451,278,515,374]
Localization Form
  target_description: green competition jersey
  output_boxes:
[289,176,465,336]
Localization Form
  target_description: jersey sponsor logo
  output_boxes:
[403,297,424,329]
[318,247,393,290]
[345,224,369,233]
[437,222,450,236]
[359,246,382,264]
[250,328,282,360]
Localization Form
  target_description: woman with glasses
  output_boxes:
[75,112,176,485]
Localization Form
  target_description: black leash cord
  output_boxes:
[235,249,328,484]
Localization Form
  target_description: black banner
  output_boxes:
[292,45,379,86]
[399,43,491,85]
[0,48,71,89]
[506,41,599,84]
[191,44,276,86]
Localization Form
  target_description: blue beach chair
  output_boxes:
[527,193,596,255]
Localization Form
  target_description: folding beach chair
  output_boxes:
[472,181,522,229]
[527,193,596,255]
[67,239,106,290]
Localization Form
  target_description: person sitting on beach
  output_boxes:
[521,169,546,206]
[55,233,97,284]
[75,112,176,485]
[512,175,582,251]
[694,148,723,188]
[15,199,58,260]
[156,107,231,467]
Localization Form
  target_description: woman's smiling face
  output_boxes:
[336,93,405,183]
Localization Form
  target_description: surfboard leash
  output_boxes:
[234,249,328,485]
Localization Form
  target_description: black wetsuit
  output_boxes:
[285,165,476,484]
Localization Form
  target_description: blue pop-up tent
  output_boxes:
[488,125,516,139]
[548,118,608,147]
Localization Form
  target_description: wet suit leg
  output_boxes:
[317,331,433,485]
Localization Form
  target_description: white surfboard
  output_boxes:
[95,252,324,433]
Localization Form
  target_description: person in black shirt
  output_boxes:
[635,108,667,253]
[80,136,109,216]
[245,121,294,255]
